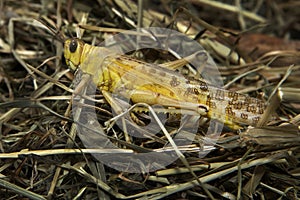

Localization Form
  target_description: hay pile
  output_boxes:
[0,0,299,199]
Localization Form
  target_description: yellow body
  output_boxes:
[64,38,265,129]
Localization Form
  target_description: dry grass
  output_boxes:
[0,0,299,199]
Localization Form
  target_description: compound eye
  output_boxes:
[69,39,78,53]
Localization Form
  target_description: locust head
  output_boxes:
[64,38,85,71]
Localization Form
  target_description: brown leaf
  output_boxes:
[238,33,300,66]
